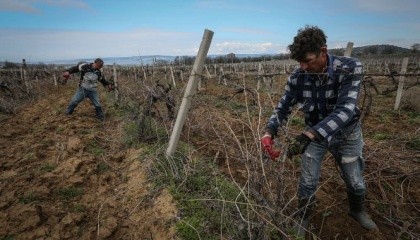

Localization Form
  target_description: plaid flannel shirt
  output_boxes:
[267,54,363,142]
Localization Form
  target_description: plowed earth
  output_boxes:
[1,73,419,240]
[0,83,177,239]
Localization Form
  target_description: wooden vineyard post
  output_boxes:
[113,63,119,101]
[218,67,227,85]
[22,68,29,94]
[198,77,202,91]
[257,64,261,90]
[53,73,57,86]
[166,29,214,158]
[394,57,409,110]
[204,65,211,79]
[344,42,354,57]
[170,66,176,87]
[142,66,147,81]
[257,63,266,91]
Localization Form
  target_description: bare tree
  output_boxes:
[411,43,420,53]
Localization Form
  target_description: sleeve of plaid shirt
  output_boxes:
[312,59,363,141]
[266,74,298,136]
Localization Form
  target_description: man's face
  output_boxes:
[299,48,327,73]
[93,62,103,70]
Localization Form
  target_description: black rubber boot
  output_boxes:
[294,197,315,238]
[348,192,377,230]
[95,106,105,121]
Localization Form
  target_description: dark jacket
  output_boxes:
[66,62,109,90]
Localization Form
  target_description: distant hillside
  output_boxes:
[331,44,412,55]
[1,44,415,67]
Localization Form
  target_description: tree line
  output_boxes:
[2,44,419,68]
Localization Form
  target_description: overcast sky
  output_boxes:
[1,0,419,63]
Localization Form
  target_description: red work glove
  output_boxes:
[62,71,70,80]
[261,134,281,161]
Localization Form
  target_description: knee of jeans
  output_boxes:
[299,154,320,196]
[341,156,365,192]
[342,156,358,164]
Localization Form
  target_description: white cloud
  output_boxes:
[196,0,268,13]
[0,0,90,13]
[354,0,420,12]
[221,27,272,35]
[0,28,201,62]
[0,0,38,13]
[212,41,287,54]
[0,28,292,62]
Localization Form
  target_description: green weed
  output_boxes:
[290,117,305,128]
[399,232,412,240]
[40,163,56,172]
[58,186,83,201]
[96,162,110,173]
[23,151,35,161]
[406,136,420,151]
[72,203,87,213]
[123,121,139,147]
[18,191,41,204]
[145,142,252,239]
[374,202,388,213]
[377,109,398,124]
[406,111,420,124]
[372,133,390,141]
[1,235,15,240]
[87,141,105,156]
[172,161,249,239]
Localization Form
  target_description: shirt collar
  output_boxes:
[326,54,334,76]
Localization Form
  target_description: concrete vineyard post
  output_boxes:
[394,58,409,110]
[113,63,119,101]
[344,42,354,57]
[166,29,214,158]
[170,67,176,87]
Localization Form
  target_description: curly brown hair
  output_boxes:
[94,58,104,66]
[288,25,327,61]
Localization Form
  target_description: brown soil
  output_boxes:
[1,73,419,240]
[191,77,420,239]
[0,84,177,239]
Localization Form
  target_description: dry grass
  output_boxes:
[1,61,419,239]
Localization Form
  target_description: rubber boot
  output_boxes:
[95,106,104,121]
[294,197,315,238]
[348,192,377,230]
[66,103,76,115]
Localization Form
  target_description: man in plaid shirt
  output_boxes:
[261,26,377,237]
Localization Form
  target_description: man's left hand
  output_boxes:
[287,133,312,158]
[107,84,114,92]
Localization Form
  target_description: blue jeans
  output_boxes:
[66,86,104,119]
[298,121,366,199]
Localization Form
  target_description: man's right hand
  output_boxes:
[62,71,70,80]
[260,134,281,161]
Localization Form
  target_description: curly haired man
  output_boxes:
[261,26,377,238]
